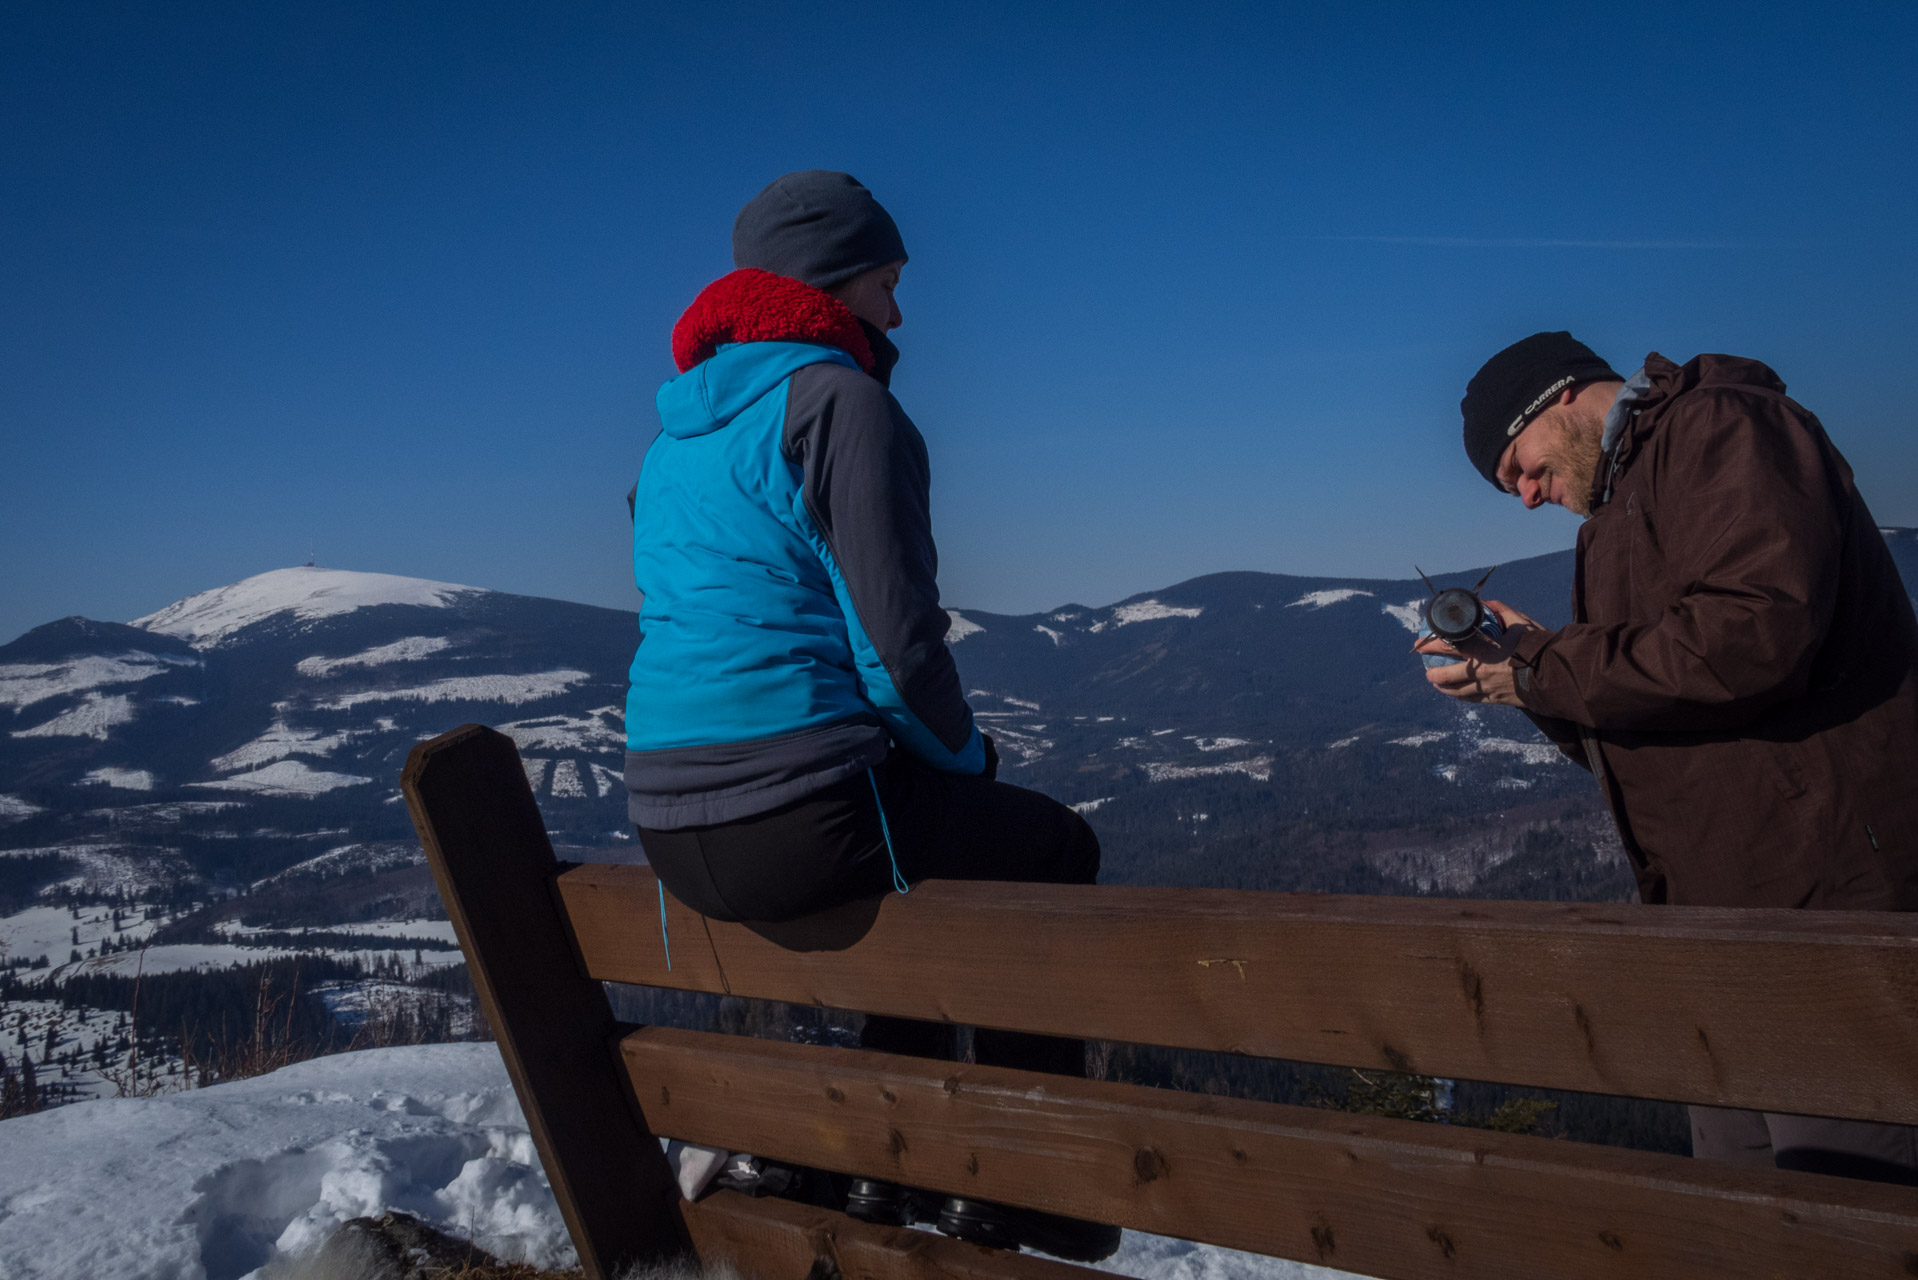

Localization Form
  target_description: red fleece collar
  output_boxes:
[671,268,875,375]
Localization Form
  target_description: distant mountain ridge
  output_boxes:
[3,529,1914,904]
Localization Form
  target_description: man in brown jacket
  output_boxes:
[1420,330,1918,1184]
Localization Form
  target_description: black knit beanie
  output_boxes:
[1460,332,1620,487]
[732,171,907,290]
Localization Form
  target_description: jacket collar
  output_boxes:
[1590,351,1795,510]
[859,319,899,388]
[671,268,876,375]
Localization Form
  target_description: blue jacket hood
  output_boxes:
[655,342,860,439]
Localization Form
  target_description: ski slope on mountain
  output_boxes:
[0,1044,1362,1280]
[132,567,483,647]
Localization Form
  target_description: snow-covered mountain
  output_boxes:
[3,529,1914,911]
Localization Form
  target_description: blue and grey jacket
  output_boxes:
[624,268,985,829]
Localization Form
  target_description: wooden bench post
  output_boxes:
[403,724,686,1280]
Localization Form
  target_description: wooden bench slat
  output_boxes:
[683,1188,1128,1280]
[623,1025,1918,1280]
[563,863,1918,1123]
[402,728,686,1279]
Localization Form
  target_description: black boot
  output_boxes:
[936,1197,1122,1262]
[845,1177,938,1226]
[713,1154,837,1206]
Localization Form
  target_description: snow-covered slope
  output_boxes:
[132,567,482,648]
[0,1043,1360,1280]
[0,1044,568,1280]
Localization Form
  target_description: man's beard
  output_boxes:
[1538,413,1606,518]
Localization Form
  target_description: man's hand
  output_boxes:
[1412,599,1541,707]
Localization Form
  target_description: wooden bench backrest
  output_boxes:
[405,724,1918,1280]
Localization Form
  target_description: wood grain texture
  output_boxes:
[402,726,686,1278]
[562,863,1918,1122]
[681,1188,1124,1280]
[625,1025,1918,1280]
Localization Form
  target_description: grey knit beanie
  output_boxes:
[731,171,907,290]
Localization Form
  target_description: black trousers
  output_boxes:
[638,747,1100,1078]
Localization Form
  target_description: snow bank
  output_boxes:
[210,722,357,772]
[1089,599,1204,632]
[494,709,625,752]
[79,767,158,790]
[133,568,483,647]
[1474,736,1565,766]
[0,652,199,710]
[188,760,372,797]
[0,1044,571,1280]
[1,792,45,819]
[1380,599,1425,635]
[1387,732,1448,748]
[1285,588,1374,609]
[251,842,422,888]
[10,691,138,740]
[0,1043,1361,1280]
[2,901,159,966]
[0,842,193,898]
[1144,757,1273,783]
[316,669,591,710]
[946,610,984,642]
[295,635,453,678]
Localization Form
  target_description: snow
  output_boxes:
[214,918,455,945]
[1034,624,1065,645]
[1,901,164,966]
[521,757,550,790]
[211,721,356,771]
[983,724,1055,763]
[1145,757,1274,783]
[1325,736,1360,750]
[314,920,457,945]
[548,759,586,799]
[1071,797,1114,813]
[1,843,194,898]
[1192,737,1255,752]
[316,669,591,710]
[946,610,985,642]
[92,801,243,828]
[250,843,424,887]
[494,711,624,752]
[295,635,453,678]
[0,1043,1359,1280]
[1286,588,1375,609]
[1102,1232,1364,1280]
[0,1044,571,1280]
[1380,599,1426,635]
[187,761,373,797]
[133,567,483,648]
[1387,732,1448,748]
[79,767,157,791]
[2,793,46,819]
[0,652,199,710]
[1475,736,1565,766]
[1089,599,1205,632]
[10,691,137,740]
[56,942,303,979]
[590,762,624,798]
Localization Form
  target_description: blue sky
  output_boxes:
[4,2,1914,642]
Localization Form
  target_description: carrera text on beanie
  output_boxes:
[1460,331,1620,487]
[731,170,908,290]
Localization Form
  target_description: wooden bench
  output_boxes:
[401,723,1918,1280]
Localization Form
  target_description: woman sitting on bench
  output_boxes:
[623,170,1117,1263]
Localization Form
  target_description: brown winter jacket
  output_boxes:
[1510,352,1918,910]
